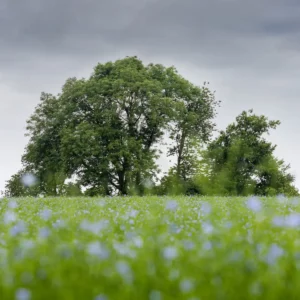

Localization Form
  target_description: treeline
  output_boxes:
[4,57,299,197]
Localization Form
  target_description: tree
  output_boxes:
[195,110,298,196]
[156,166,202,196]
[4,169,40,197]
[4,169,83,198]
[22,92,67,196]
[59,58,174,195]
[254,156,298,196]
[167,80,219,181]
[6,57,218,196]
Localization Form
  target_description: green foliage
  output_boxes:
[5,58,298,197]
[4,170,40,197]
[58,57,176,195]
[4,170,83,198]
[22,92,66,196]
[195,110,298,196]
[7,57,218,197]
[157,167,202,196]
[61,182,83,196]
[167,81,219,180]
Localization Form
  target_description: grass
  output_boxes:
[0,195,300,299]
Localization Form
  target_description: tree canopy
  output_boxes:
[5,57,220,196]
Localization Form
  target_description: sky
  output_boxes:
[1,0,300,193]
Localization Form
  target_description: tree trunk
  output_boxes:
[135,171,144,196]
[176,131,186,179]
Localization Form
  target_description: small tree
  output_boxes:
[195,110,298,196]
[167,81,219,181]
[4,170,40,197]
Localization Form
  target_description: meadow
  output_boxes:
[0,195,300,299]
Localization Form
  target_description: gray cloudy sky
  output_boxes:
[1,0,300,193]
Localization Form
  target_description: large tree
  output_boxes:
[58,58,175,195]
[6,57,218,196]
[195,110,298,196]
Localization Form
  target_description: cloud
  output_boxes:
[1,0,299,73]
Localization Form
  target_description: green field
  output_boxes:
[1,196,300,299]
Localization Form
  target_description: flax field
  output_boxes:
[1,196,300,299]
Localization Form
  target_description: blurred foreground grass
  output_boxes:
[1,196,300,299]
